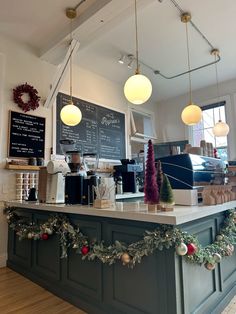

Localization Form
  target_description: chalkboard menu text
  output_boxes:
[56,93,126,160]
[8,111,45,158]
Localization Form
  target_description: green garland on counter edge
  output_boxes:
[4,207,236,270]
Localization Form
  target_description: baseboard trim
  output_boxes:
[0,253,7,268]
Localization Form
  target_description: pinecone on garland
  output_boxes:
[159,174,175,211]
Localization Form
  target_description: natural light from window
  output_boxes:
[192,102,228,161]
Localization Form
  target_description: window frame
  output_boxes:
[129,107,157,143]
[188,95,233,159]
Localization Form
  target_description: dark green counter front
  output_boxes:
[7,207,236,314]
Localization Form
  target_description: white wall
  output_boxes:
[155,78,236,160]
[0,34,156,267]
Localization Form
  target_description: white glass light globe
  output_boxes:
[124,74,152,105]
[60,102,82,126]
[181,102,202,126]
[212,120,229,137]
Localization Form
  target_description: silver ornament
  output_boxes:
[213,253,222,263]
[45,228,53,235]
[176,243,188,256]
[216,235,223,242]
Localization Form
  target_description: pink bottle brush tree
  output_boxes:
[144,140,159,204]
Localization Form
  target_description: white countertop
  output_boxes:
[115,192,144,200]
[5,200,236,225]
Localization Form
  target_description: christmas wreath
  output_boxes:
[4,207,236,269]
[13,83,40,112]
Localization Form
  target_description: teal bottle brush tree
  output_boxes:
[159,174,175,211]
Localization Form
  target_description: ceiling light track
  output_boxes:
[122,0,220,79]
[154,0,221,79]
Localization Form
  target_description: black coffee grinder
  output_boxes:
[60,140,84,204]
[82,153,100,205]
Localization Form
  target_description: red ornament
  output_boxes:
[41,233,49,240]
[81,245,89,255]
[187,243,198,255]
[13,82,40,112]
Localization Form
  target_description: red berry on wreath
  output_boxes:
[41,233,49,240]
[187,243,198,255]
[81,245,89,255]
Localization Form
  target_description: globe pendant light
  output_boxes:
[124,0,152,105]
[60,8,82,126]
[181,13,202,125]
[211,49,229,137]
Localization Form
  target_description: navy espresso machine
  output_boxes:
[157,153,225,191]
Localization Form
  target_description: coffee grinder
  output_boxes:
[60,140,85,204]
[82,153,100,205]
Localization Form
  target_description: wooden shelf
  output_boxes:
[5,164,40,171]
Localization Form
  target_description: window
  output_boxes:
[130,108,157,143]
[192,101,228,161]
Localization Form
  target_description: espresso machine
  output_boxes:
[113,160,142,193]
[46,160,70,203]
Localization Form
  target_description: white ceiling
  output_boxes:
[1,0,236,103]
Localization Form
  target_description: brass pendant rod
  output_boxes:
[69,19,73,103]
[134,0,140,74]
[185,22,192,103]
[74,0,86,10]
[213,53,222,121]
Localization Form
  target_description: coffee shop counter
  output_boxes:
[4,200,236,314]
[5,199,236,225]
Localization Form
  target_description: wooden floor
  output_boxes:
[0,267,235,314]
[0,267,86,314]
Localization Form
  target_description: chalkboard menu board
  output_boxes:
[56,93,126,160]
[8,111,45,158]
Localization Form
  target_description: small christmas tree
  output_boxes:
[144,140,159,206]
[160,174,175,211]
[156,160,163,195]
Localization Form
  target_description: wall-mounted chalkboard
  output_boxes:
[56,93,126,160]
[8,111,45,158]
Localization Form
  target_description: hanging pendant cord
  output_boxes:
[214,54,221,121]
[134,0,140,74]
[70,19,73,103]
[185,22,192,104]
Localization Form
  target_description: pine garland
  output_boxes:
[4,207,236,269]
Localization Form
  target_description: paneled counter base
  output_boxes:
[5,202,236,314]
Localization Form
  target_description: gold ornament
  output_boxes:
[73,243,79,249]
[121,253,131,265]
[204,262,216,271]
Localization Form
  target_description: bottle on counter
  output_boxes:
[116,176,123,194]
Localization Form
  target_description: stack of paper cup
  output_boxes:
[16,172,39,200]
[16,173,24,200]
[29,173,38,188]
